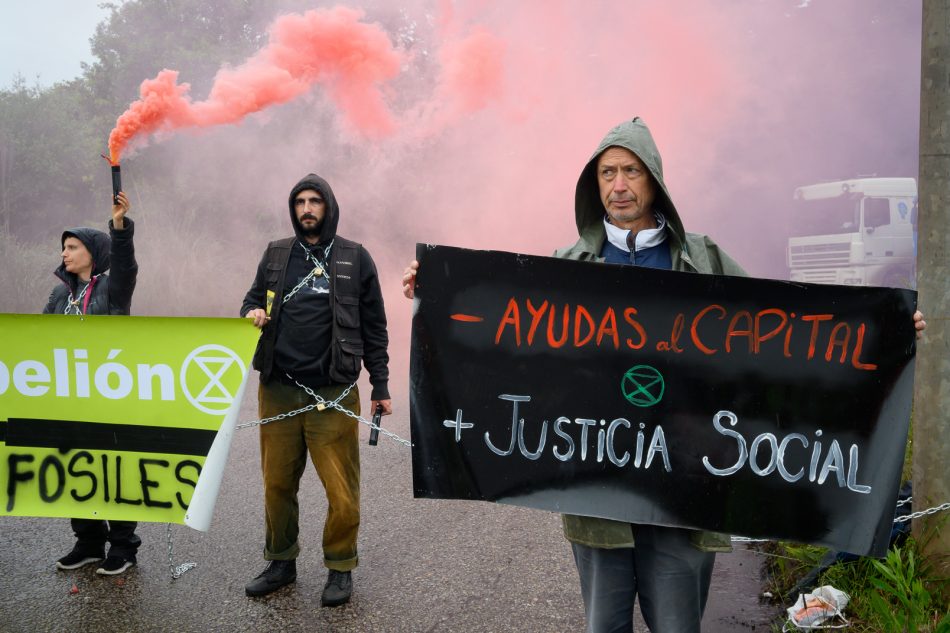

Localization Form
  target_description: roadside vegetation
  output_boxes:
[765,536,949,632]
[765,426,949,632]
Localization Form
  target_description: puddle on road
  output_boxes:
[703,543,784,631]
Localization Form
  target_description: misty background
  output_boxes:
[0,0,922,388]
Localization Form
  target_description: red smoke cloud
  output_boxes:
[108,7,403,160]
[436,28,505,114]
[108,5,506,162]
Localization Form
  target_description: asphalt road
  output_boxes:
[0,382,783,632]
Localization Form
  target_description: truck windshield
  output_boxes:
[790,196,860,237]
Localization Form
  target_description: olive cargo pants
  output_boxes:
[258,380,361,571]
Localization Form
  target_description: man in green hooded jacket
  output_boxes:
[552,117,744,632]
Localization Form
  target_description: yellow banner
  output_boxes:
[0,314,258,529]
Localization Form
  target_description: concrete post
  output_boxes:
[913,0,950,570]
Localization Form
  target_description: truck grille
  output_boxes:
[796,269,839,284]
[788,241,851,268]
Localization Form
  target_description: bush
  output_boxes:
[767,537,950,632]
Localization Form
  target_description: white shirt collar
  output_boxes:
[603,212,668,252]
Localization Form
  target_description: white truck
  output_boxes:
[786,177,917,288]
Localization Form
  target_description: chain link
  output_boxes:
[289,377,413,448]
[165,523,197,579]
[894,501,950,523]
[732,500,950,543]
[282,240,333,304]
[281,268,320,304]
[235,380,353,430]
[236,376,413,447]
[235,401,322,430]
[64,274,99,316]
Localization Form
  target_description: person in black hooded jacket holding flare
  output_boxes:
[46,190,141,576]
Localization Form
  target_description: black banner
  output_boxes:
[409,244,918,557]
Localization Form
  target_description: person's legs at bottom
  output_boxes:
[71,519,108,554]
[57,519,107,569]
[95,520,142,574]
[260,381,308,561]
[245,381,306,596]
[105,521,141,562]
[572,542,638,633]
[305,384,361,573]
[305,384,360,607]
[633,525,715,633]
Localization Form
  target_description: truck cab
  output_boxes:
[787,177,917,288]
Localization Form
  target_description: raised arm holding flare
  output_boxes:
[47,190,141,576]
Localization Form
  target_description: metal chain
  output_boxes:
[234,375,356,429]
[335,405,412,447]
[165,523,197,579]
[236,380,354,430]
[64,275,99,316]
[894,501,950,523]
[732,500,950,543]
[235,401,321,430]
[282,240,333,304]
[281,268,319,304]
[303,240,333,272]
[289,377,413,447]
[236,376,413,447]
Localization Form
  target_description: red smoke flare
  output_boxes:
[107,7,405,161]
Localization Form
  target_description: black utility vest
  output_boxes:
[251,236,364,385]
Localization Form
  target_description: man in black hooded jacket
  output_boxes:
[240,173,391,607]
[46,191,141,576]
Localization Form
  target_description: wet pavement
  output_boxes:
[0,381,783,632]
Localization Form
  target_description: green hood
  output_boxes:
[574,117,687,248]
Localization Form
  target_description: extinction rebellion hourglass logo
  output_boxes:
[621,365,665,408]
[180,345,247,415]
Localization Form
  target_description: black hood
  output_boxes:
[55,227,111,286]
[288,173,340,244]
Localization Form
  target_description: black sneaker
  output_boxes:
[321,570,352,607]
[56,547,104,570]
[96,556,135,575]
[245,560,296,597]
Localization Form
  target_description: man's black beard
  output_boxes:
[299,215,322,238]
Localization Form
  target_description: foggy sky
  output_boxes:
[0,1,110,88]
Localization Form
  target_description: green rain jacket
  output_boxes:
[554,117,745,552]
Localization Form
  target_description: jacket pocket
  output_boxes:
[335,294,360,329]
[265,263,281,285]
[337,338,364,376]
